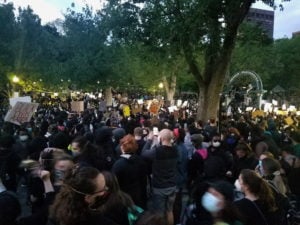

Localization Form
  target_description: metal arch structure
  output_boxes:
[229,71,264,92]
[223,71,265,111]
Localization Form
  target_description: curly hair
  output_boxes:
[49,167,100,225]
[240,169,277,212]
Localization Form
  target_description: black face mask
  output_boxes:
[88,194,109,210]
[54,169,65,182]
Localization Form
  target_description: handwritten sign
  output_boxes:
[285,117,294,126]
[123,105,131,117]
[5,102,39,125]
[252,110,265,118]
[149,101,161,115]
[9,96,31,107]
[71,101,84,112]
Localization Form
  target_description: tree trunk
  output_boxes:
[196,69,228,121]
[163,75,176,105]
[105,87,113,106]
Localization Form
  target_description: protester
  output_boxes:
[142,129,178,225]
[234,169,282,225]
[48,167,118,225]
[112,134,148,209]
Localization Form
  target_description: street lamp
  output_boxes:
[158,82,164,89]
[12,76,20,83]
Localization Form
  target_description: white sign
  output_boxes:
[5,102,39,125]
[9,96,31,107]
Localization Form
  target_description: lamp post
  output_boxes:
[12,75,20,97]
[158,82,164,99]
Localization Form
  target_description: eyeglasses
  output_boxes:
[93,186,109,194]
[69,185,109,196]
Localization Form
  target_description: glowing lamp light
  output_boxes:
[158,82,164,89]
[12,76,20,83]
[54,93,59,97]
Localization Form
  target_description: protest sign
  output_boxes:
[9,96,31,107]
[149,101,161,115]
[71,101,84,112]
[252,110,265,118]
[5,102,39,125]
[131,104,142,115]
[285,117,294,126]
[123,105,131,117]
[99,100,107,112]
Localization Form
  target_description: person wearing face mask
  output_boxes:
[230,142,258,181]
[96,171,143,225]
[52,154,74,191]
[234,169,283,225]
[112,134,148,209]
[14,128,31,160]
[201,181,243,225]
[48,167,118,225]
[187,134,207,189]
[201,135,232,182]
[72,136,108,171]
[223,128,240,154]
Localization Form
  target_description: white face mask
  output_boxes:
[19,135,29,141]
[201,192,221,213]
[234,179,242,192]
[212,141,221,148]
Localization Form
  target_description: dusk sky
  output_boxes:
[2,0,300,39]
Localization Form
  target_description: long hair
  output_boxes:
[96,171,134,214]
[240,169,277,212]
[73,136,106,171]
[49,167,100,225]
[262,157,287,195]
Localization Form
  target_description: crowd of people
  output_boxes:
[0,105,299,225]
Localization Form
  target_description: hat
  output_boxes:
[210,180,234,202]
[191,134,203,145]
[112,128,126,141]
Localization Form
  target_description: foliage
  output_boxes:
[0,0,296,119]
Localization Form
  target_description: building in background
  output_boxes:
[246,8,274,39]
[292,31,300,38]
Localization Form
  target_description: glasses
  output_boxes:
[93,186,109,194]
[69,185,109,196]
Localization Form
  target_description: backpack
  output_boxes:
[267,180,290,225]
[127,205,143,225]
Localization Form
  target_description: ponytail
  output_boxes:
[241,169,277,212]
[258,177,277,212]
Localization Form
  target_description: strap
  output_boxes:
[247,199,269,225]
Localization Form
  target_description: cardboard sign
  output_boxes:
[71,101,84,112]
[252,110,265,118]
[5,102,39,125]
[149,101,160,115]
[276,110,288,116]
[99,100,107,112]
[9,96,31,107]
[123,105,131,117]
[285,117,294,126]
[131,104,142,115]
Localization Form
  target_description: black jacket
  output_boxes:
[112,154,148,208]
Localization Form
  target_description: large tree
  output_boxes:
[102,0,289,120]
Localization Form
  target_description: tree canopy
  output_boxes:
[0,0,297,119]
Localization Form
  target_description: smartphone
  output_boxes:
[153,127,159,136]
